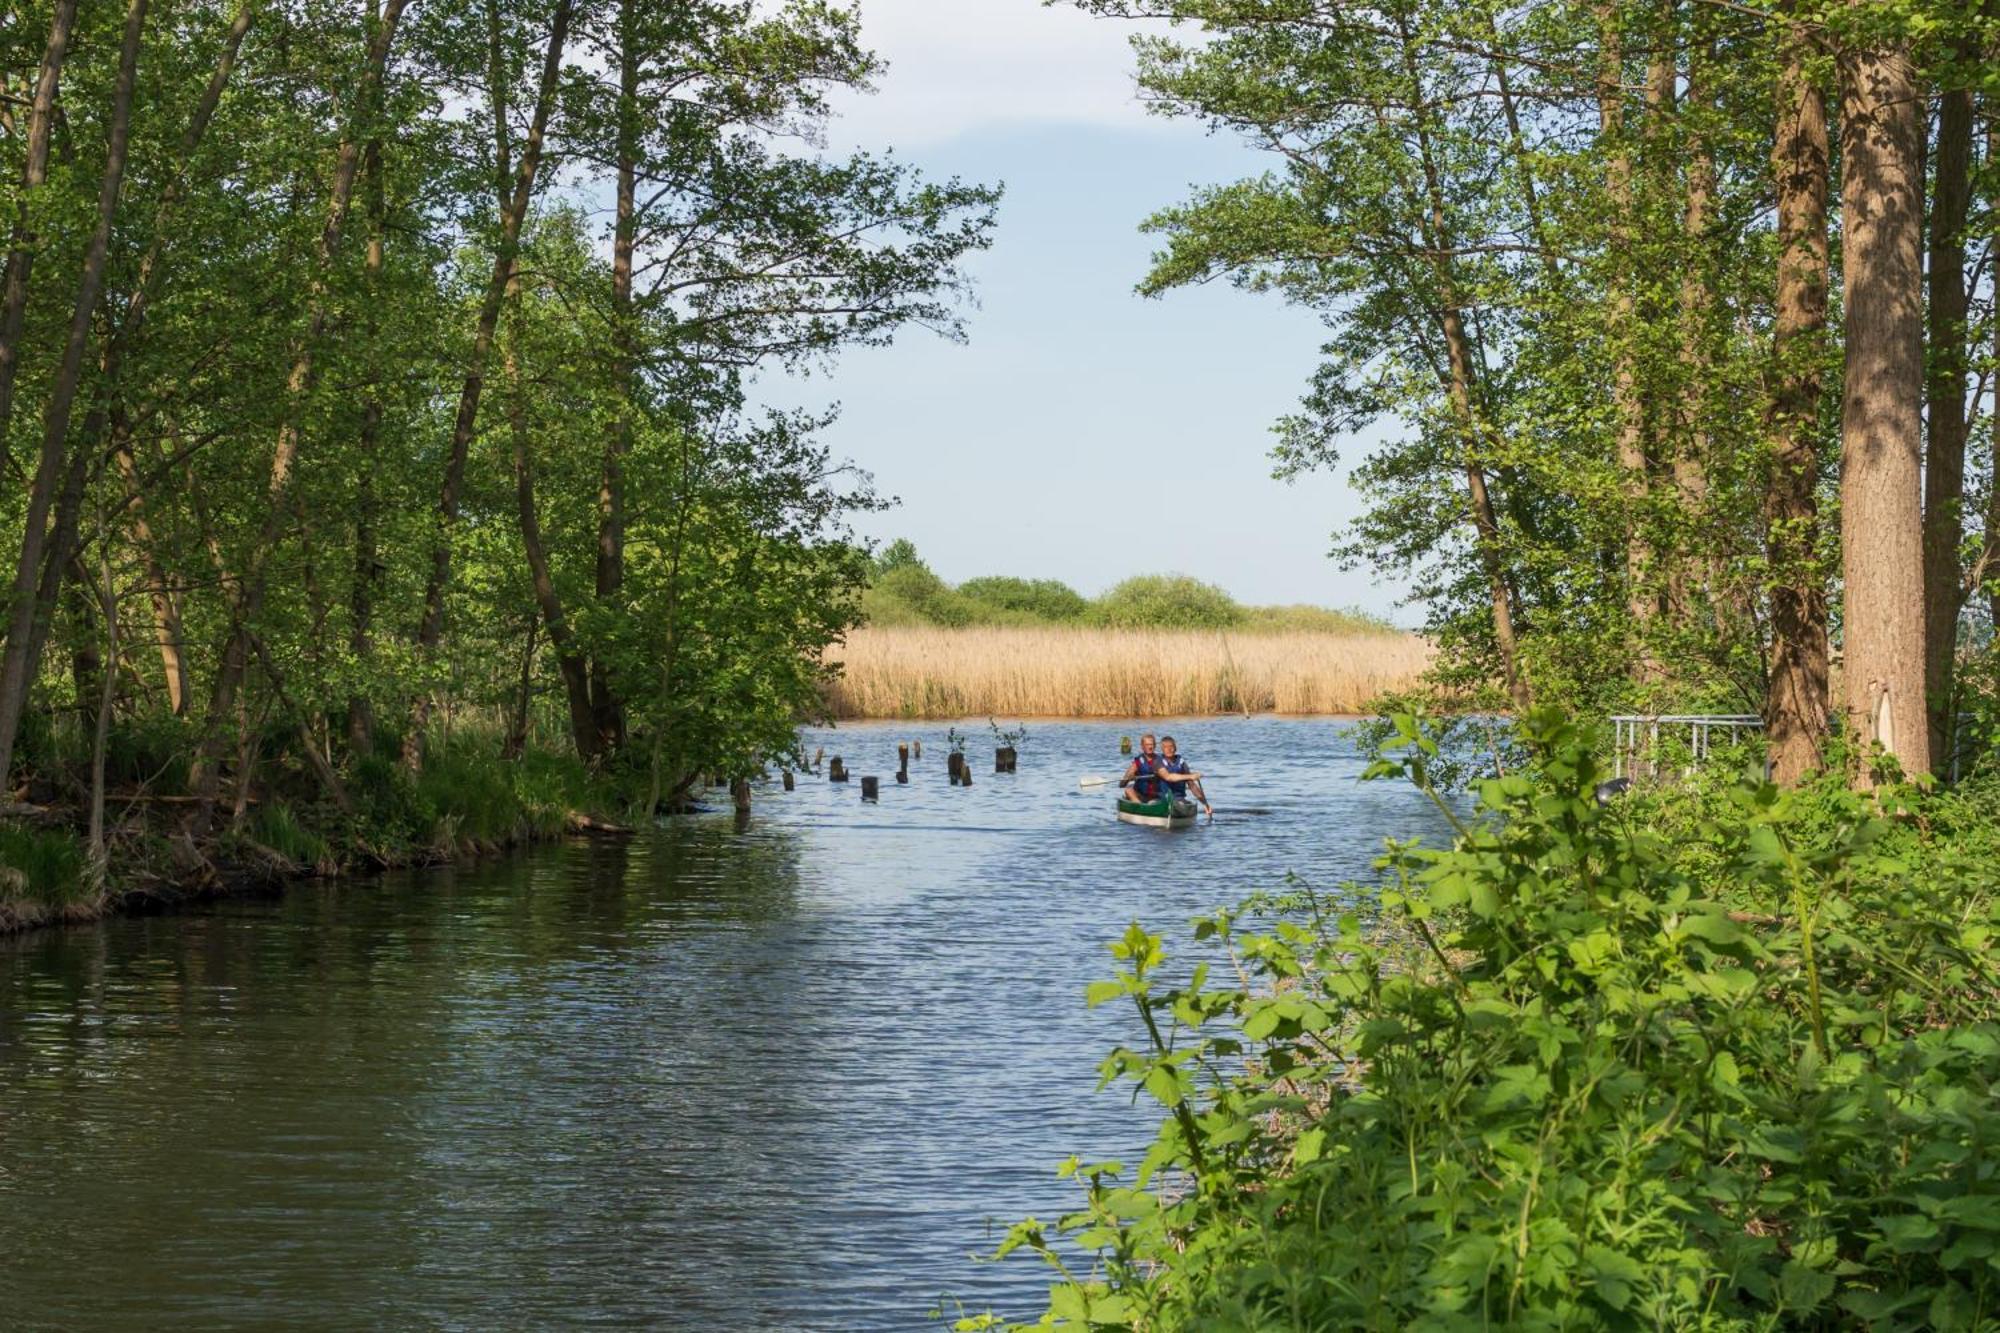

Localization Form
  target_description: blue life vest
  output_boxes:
[1128,753,1163,801]
[1160,756,1191,780]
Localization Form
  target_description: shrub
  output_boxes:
[958,576,1090,622]
[0,824,87,906]
[985,711,2000,1331]
[1089,574,1243,630]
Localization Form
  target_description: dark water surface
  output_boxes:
[0,719,1446,1330]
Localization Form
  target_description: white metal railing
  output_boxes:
[1610,714,1764,780]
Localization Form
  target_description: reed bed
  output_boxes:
[824,626,1433,718]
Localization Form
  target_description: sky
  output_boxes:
[752,0,1411,619]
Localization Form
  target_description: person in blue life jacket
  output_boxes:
[1120,733,1164,804]
[1156,735,1213,818]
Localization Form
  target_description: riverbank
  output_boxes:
[824,625,1431,718]
[0,740,625,937]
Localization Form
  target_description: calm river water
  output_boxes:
[0,719,1447,1330]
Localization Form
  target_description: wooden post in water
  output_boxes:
[897,743,909,781]
[960,764,973,787]
[782,770,795,792]
[995,746,1016,773]
[812,745,824,771]
[860,775,879,802]
[947,751,963,783]
[912,739,922,760]
[731,778,751,815]
[829,756,847,782]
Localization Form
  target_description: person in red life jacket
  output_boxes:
[1156,735,1212,818]
[1120,732,1163,804]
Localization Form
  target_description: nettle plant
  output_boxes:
[972,712,2000,1331]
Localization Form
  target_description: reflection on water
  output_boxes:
[0,719,1449,1330]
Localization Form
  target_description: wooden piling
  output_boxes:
[782,770,795,792]
[913,739,922,759]
[895,769,908,784]
[731,778,751,815]
[828,757,847,782]
[947,752,964,782]
[861,776,879,801]
[995,746,1016,773]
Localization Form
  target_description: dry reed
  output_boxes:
[824,626,1433,718]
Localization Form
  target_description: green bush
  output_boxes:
[959,576,1090,622]
[1089,574,1244,630]
[0,824,87,906]
[985,711,2000,1331]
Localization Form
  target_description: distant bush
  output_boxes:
[871,560,976,628]
[1242,602,1397,634]
[1090,574,1243,629]
[858,541,1388,635]
[958,576,1089,622]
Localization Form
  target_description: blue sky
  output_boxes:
[753,0,1411,618]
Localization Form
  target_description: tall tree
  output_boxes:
[1838,31,1930,777]
[1764,9,1833,786]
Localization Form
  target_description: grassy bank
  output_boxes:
[0,730,620,936]
[825,625,1431,717]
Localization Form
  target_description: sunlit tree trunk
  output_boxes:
[0,0,149,784]
[1922,81,1974,768]
[1838,37,1930,779]
[1596,4,1656,670]
[0,0,79,474]
[1765,16,1833,787]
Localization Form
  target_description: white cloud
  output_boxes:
[826,0,1158,150]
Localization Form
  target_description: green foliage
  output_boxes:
[1089,574,1244,630]
[959,576,1091,622]
[0,826,87,907]
[247,804,331,869]
[990,711,2000,1330]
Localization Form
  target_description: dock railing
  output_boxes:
[1610,714,1765,781]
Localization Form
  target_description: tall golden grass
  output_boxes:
[825,626,1433,718]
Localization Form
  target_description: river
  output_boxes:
[0,718,1448,1330]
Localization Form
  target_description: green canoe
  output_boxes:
[1116,796,1199,829]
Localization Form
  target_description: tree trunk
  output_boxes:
[590,0,640,756]
[348,119,387,759]
[1765,18,1832,787]
[1838,39,1930,779]
[0,0,148,785]
[506,317,602,765]
[502,613,537,761]
[1673,20,1717,622]
[1921,82,1974,769]
[1988,112,2000,635]
[1596,4,1656,667]
[189,0,409,824]
[405,0,578,769]
[0,0,80,474]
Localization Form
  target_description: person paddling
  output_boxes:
[1157,735,1212,818]
[1119,733,1163,805]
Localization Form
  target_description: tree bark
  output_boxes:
[1596,4,1656,667]
[0,0,149,784]
[1988,112,2000,635]
[405,0,577,768]
[1838,38,1930,779]
[1765,18,1832,787]
[1673,19,1717,622]
[0,0,80,477]
[1921,81,1974,768]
